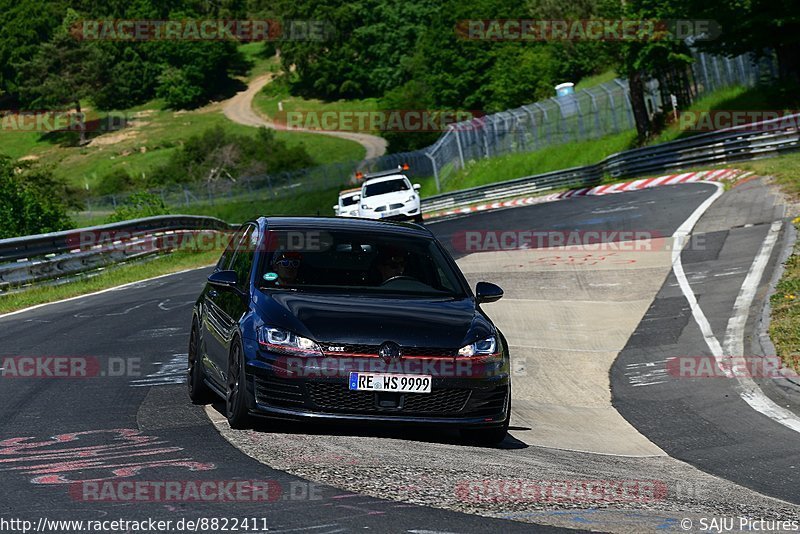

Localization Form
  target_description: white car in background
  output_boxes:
[333,187,361,217]
[358,173,422,222]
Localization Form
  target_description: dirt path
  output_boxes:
[222,74,388,161]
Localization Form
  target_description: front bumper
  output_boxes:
[361,205,422,221]
[243,353,510,427]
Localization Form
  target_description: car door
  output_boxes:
[215,224,257,380]
[202,226,248,386]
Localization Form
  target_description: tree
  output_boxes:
[679,0,800,83]
[0,156,73,239]
[13,4,248,112]
[598,0,695,141]
[268,0,439,99]
[16,9,102,144]
[92,45,153,110]
[379,79,439,153]
[0,0,65,97]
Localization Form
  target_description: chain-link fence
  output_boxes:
[424,50,776,190]
[82,50,777,218]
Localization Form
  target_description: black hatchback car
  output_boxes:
[189,217,511,444]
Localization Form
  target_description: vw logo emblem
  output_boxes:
[378,341,402,363]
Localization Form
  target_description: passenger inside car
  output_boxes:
[272,251,303,286]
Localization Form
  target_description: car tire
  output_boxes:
[460,392,510,445]
[188,321,215,404]
[413,214,424,224]
[225,339,251,429]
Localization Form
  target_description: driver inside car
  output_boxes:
[374,246,408,284]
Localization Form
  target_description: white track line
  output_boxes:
[671,185,800,433]
[671,182,727,355]
[0,265,213,320]
[721,221,800,432]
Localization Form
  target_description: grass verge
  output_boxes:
[574,70,617,91]
[253,79,379,126]
[769,218,800,373]
[737,152,800,199]
[418,130,638,197]
[0,249,218,315]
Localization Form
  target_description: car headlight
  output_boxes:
[406,195,416,202]
[361,204,371,210]
[458,336,498,357]
[258,326,322,357]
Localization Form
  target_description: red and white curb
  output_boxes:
[424,168,751,220]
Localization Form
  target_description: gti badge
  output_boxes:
[378,341,402,363]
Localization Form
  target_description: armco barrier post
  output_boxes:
[426,152,441,193]
[454,126,465,170]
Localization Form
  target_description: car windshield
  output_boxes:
[363,178,409,197]
[340,195,359,207]
[258,229,465,297]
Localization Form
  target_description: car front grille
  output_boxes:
[253,369,507,419]
[307,383,470,414]
[321,343,458,358]
[372,203,405,213]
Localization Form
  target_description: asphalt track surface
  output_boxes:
[1,178,799,533]
[0,278,559,533]
[611,179,800,503]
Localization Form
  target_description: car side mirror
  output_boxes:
[333,205,340,213]
[413,183,421,191]
[476,282,503,304]
[208,270,239,290]
[354,194,361,201]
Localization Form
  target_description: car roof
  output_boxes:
[256,216,432,237]
[361,174,408,186]
[359,167,407,180]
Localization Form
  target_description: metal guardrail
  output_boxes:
[0,215,236,263]
[0,216,237,291]
[421,113,800,213]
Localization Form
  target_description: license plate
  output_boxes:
[382,210,401,218]
[348,372,432,393]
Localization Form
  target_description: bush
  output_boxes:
[95,168,137,196]
[156,67,205,110]
[0,156,73,239]
[106,192,169,223]
[148,125,315,186]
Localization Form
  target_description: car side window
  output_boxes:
[229,225,257,286]
[216,227,246,271]
[435,265,458,293]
